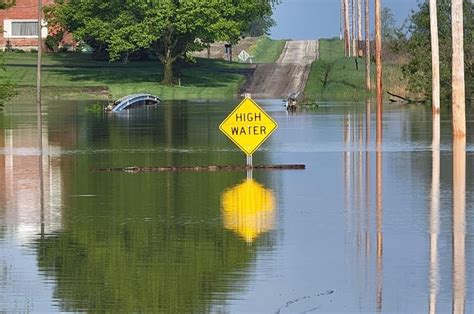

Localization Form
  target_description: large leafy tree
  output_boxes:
[47,0,276,85]
[393,0,473,104]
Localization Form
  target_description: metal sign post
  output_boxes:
[246,154,253,180]
[246,154,253,167]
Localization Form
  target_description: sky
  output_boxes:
[270,0,419,40]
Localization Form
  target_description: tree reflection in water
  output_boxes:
[32,104,277,313]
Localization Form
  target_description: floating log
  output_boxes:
[387,91,426,104]
[94,164,306,173]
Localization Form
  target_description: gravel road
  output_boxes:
[242,40,319,99]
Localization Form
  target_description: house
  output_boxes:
[0,0,54,50]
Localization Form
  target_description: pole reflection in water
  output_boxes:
[343,103,385,311]
[357,111,363,253]
[38,124,45,252]
[429,114,440,314]
[452,136,466,313]
[365,100,371,258]
[375,97,383,313]
[221,177,276,244]
[344,114,351,216]
[363,100,371,306]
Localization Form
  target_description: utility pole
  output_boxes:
[365,0,371,91]
[37,0,43,151]
[344,0,350,57]
[375,0,383,140]
[357,0,362,55]
[352,0,356,57]
[429,0,440,115]
[340,0,344,40]
[452,0,465,138]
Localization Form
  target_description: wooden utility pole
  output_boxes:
[357,0,362,56]
[365,0,371,91]
[37,0,43,151]
[452,0,465,138]
[375,0,383,127]
[430,0,440,115]
[340,0,344,40]
[344,0,350,57]
[352,0,356,57]
[451,1,466,304]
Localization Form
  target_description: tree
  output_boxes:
[238,0,280,37]
[393,0,473,105]
[0,0,15,10]
[381,7,397,42]
[47,0,276,85]
[247,15,275,37]
[247,0,281,37]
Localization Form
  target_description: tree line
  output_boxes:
[394,0,473,107]
[341,0,471,138]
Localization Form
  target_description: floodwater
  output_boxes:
[0,99,473,312]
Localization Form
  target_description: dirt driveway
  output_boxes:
[241,40,319,99]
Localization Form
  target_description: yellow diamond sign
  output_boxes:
[220,98,278,155]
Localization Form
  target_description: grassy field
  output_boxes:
[304,39,406,102]
[4,52,250,101]
[4,36,287,102]
[248,36,286,63]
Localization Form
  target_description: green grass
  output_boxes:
[248,36,286,64]
[4,52,249,100]
[384,62,411,99]
[304,39,372,102]
[304,39,409,102]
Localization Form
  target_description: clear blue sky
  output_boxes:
[270,0,419,40]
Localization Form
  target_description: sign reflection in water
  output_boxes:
[221,178,276,243]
